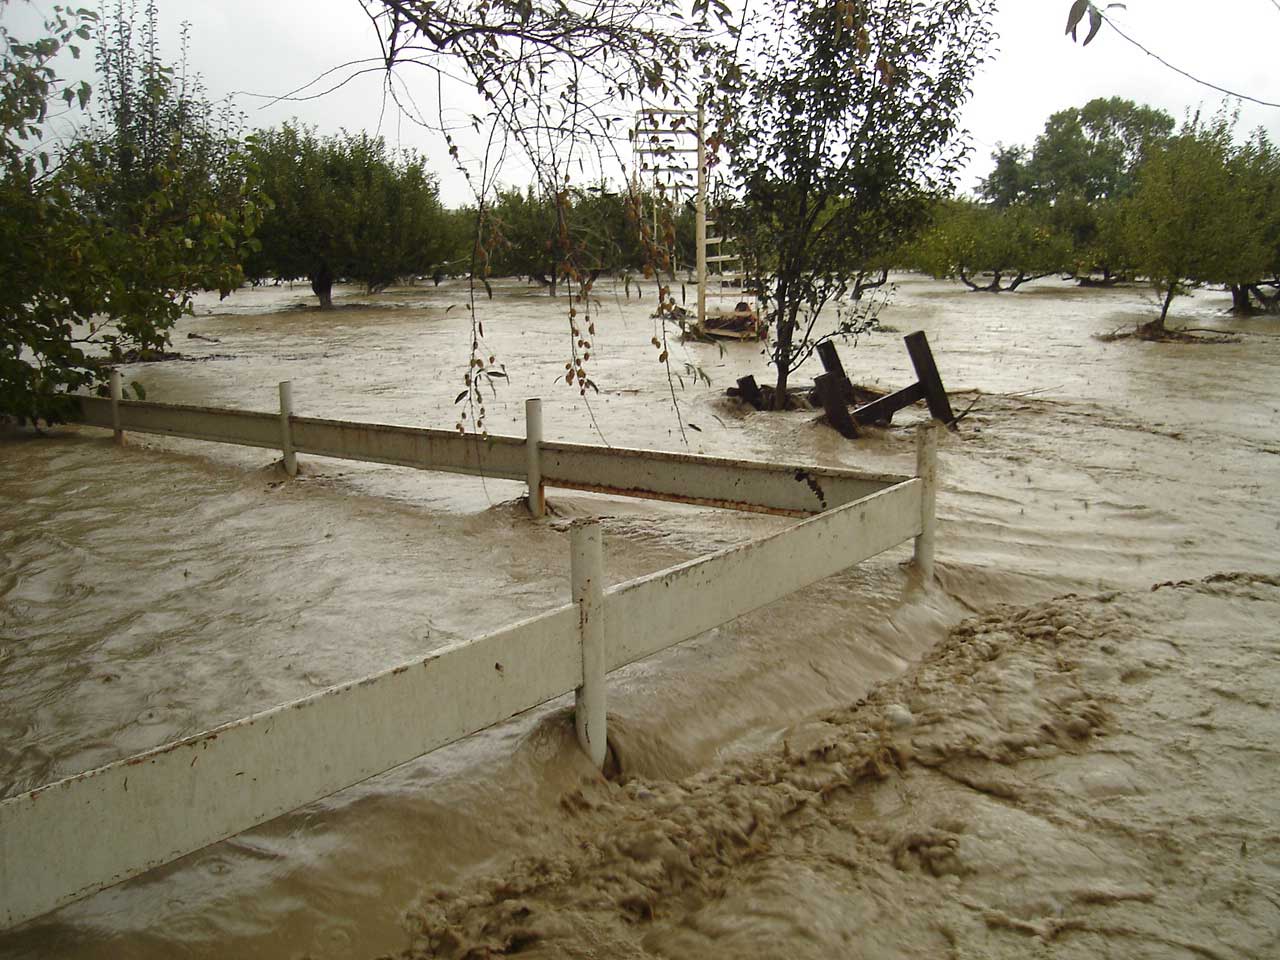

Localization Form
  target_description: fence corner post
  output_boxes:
[110,370,124,445]
[914,421,937,580]
[278,381,297,477]
[570,519,606,769]
[526,397,544,518]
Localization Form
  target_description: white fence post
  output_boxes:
[278,381,297,477]
[570,520,607,769]
[914,422,937,580]
[110,370,123,445]
[526,397,544,517]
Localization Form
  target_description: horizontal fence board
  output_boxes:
[290,416,526,480]
[540,441,901,515]
[605,479,923,669]
[74,397,906,515]
[77,396,281,449]
[0,604,579,930]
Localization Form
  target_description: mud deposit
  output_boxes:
[397,574,1280,959]
[1,276,1278,958]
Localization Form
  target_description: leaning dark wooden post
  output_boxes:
[816,340,851,399]
[914,422,938,579]
[736,375,763,409]
[904,331,956,427]
[815,373,859,439]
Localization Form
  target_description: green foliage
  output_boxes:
[979,97,1174,278]
[479,183,679,291]
[245,123,451,307]
[1,0,257,423]
[717,0,996,404]
[1124,114,1276,327]
[907,200,1072,292]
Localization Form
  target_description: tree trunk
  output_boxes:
[1249,284,1280,312]
[771,287,796,410]
[1230,284,1258,315]
[311,262,334,309]
[1138,284,1176,337]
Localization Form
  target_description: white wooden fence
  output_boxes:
[0,380,938,930]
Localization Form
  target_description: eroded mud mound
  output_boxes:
[388,573,1280,960]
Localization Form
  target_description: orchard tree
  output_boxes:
[718,0,996,407]
[1122,116,1260,333]
[1227,130,1280,313]
[980,97,1174,280]
[1,0,257,423]
[245,123,451,308]
[480,184,680,292]
[481,186,565,293]
[909,200,1071,292]
[1028,98,1174,204]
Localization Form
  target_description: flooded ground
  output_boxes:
[1,275,1278,958]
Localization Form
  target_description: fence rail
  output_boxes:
[74,391,901,516]
[0,387,939,930]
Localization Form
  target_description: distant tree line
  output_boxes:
[903,97,1280,334]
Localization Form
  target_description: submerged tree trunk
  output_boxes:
[311,262,334,309]
[1249,284,1280,312]
[1138,284,1177,337]
[771,282,797,410]
[1007,271,1054,292]
[959,270,1002,292]
[852,268,889,300]
[1230,284,1254,315]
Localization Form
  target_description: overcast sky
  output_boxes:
[11,0,1280,205]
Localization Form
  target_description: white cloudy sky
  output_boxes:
[10,0,1280,205]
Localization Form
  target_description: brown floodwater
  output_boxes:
[1,275,1278,958]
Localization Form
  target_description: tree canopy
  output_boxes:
[244,123,453,307]
[718,0,996,406]
[1,0,257,423]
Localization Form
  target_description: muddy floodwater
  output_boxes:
[2,275,1278,958]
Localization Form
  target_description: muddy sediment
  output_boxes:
[1,276,1279,958]
[388,573,1280,959]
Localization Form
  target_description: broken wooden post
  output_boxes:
[570,520,607,769]
[110,371,123,445]
[815,373,859,439]
[735,375,763,409]
[526,398,545,518]
[904,331,956,427]
[849,382,923,427]
[846,331,955,430]
[816,340,851,398]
